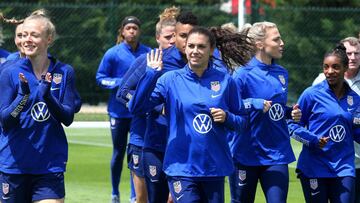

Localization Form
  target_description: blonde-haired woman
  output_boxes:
[230,21,300,203]
[0,10,78,203]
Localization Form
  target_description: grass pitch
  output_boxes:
[64,127,304,203]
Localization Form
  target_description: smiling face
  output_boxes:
[323,55,347,87]
[14,23,24,53]
[21,19,52,58]
[185,32,213,70]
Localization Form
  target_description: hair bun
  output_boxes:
[334,43,346,52]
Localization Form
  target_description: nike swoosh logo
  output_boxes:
[176,194,184,201]
[311,191,320,196]
[149,179,159,183]
[211,94,221,98]
[238,183,247,186]
[50,87,60,91]
[2,196,10,200]
[282,87,287,91]
[133,166,139,169]
[348,108,355,111]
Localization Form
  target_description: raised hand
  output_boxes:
[147,48,163,71]
[18,73,30,95]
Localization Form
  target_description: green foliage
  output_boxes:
[0,3,234,104]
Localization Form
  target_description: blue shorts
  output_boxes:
[228,163,289,203]
[143,149,168,203]
[0,172,65,203]
[168,176,224,203]
[298,171,355,203]
[127,144,144,178]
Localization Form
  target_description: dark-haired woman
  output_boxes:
[128,26,253,203]
[96,16,150,203]
[288,44,360,203]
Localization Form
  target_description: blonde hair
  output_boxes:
[155,6,180,36]
[24,9,57,44]
[247,21,277,43]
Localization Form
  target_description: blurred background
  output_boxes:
[1,0,360,105]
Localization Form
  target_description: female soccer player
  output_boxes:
[117,7,179,203]
[288,44,360,203]
[0,10,77,203]
[96,15,150,203]
[230,21,300,203]
[129,26,253,203]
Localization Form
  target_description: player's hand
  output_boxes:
[263,100,272,113]
[44,72,52,83]
[210,107,226,123]
[319,137,329,148]
[291,104,301,122]
[147,48,163,71]
[18,72,30,95]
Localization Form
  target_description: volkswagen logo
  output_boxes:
[31,102,50,122]
[269,103,284,121]
[329,125,346,142]
[193,114,212,134]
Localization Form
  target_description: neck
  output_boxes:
[255,52,272,65]
[29,54,50,79]
[189,64,207,77]
[330,81,345,99]
[127,41,138,51]
[344,68,359,79]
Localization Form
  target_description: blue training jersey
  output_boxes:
[288,80,360,178]
[0,57,78,174]
[0,48,10,64]
[96,42,150,118]
[129,62,247,177]
[0,54,82,113]
[231,57,295,166]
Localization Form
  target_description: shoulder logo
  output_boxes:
[53,73,63,84]
[211,81,220,92]
[278,75,286,85]
[31,102,50,122]
[348,96,353,106]
[193,114,212,134]
[268,103,284,121]
[329,125,346,142]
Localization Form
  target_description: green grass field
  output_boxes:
[64,127,305,203]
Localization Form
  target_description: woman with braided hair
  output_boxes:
[128,26,253,203]
[0,13,12,63]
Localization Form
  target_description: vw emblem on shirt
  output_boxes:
[31,102,50,122]
[193,114,212,134]
[268,103,284,121]
[329,125,346,142]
